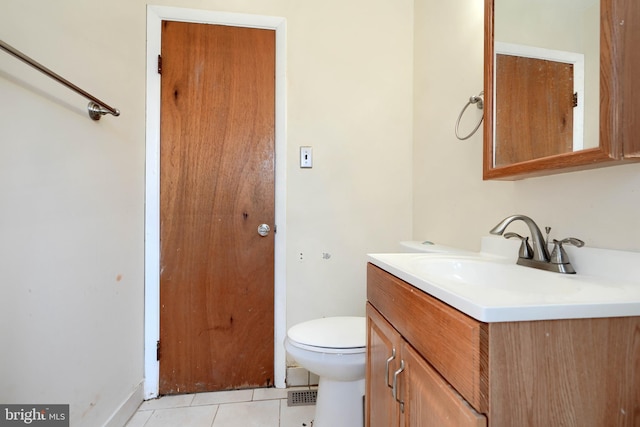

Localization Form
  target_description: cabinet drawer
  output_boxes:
[367,263,489,413]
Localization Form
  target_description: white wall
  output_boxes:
[413,0,513,247]
[281,0,414,324]
[413,0,640,253]
[0,2,146,427]
[0,0,413,425]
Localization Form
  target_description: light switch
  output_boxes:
[300,146,313,168]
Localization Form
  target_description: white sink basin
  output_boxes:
[367,250,640,322]
[410,256,582,291]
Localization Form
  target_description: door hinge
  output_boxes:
[157,55,162,75]
[573,92,578,108]
[156,340,161,361]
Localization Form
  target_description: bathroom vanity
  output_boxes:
[365,260,640,426]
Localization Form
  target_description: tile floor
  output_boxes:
[125,387,316,427]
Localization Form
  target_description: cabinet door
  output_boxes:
[366,303,402,427]
[402,343,486,427]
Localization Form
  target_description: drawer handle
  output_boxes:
[392,359,405,413]
[385,348,396,389]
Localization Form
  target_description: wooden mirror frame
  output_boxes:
[483,0,638,180]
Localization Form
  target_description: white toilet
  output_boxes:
[284,316,366,427]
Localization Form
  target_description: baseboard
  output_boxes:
[103,381,144,427]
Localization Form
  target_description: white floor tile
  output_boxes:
[145,405,218,427]
[279,400,316,427]
[124,410,153,427]
[139,393,195,411]
[128,387,319,427]
[192,389,253,406]
[252,387,288,401]
[212,400,280,427]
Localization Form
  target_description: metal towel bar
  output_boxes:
[0,39,120,120]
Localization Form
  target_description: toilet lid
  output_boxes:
[287,317,366,349]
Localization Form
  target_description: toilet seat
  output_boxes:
[287,317,366,354]
[286,339,365,354]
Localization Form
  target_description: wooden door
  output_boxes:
[366,303,402,427]
[495,54,574,166]
[159,21,275,395]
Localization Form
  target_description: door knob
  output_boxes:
[257,224,271,237]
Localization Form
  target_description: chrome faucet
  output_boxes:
[490,214,584,274]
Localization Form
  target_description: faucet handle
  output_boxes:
[550,238,584,265]
[558,237,584,248]
[504,232,533,259]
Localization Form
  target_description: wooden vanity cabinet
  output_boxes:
[366,263,640,427]
[366,263,487,427]
[367,303,486,427]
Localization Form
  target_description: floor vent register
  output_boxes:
[287,389,317,406]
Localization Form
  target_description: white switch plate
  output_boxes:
[300,146,313,168]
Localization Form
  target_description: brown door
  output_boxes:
[495,54,574,167]
[159,21,275,395]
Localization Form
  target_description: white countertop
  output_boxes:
[368,237,640,322]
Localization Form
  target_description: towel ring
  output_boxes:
[455,91,484,140]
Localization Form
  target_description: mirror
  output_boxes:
[483,0,628,180]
